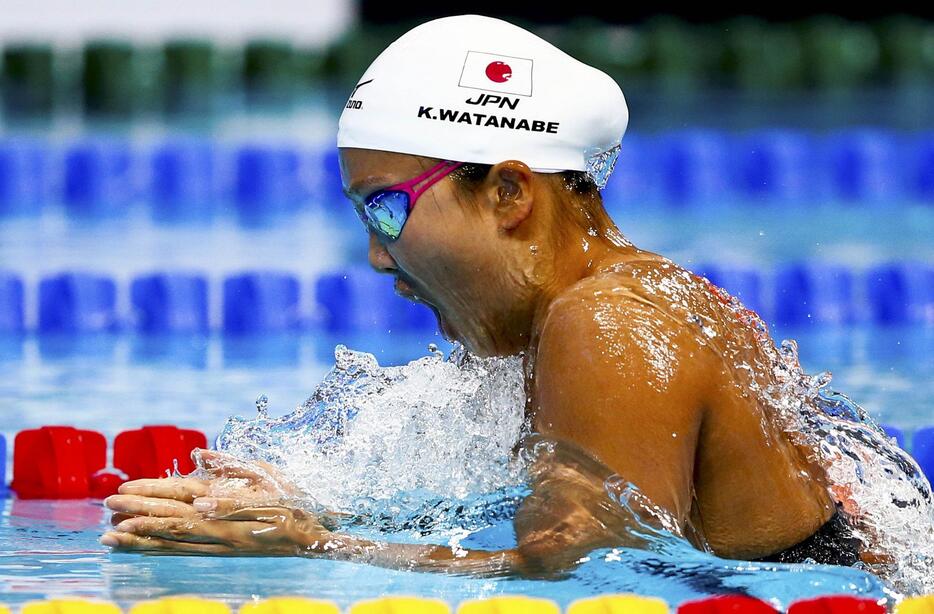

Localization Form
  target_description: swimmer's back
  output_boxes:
[527,252,836,560]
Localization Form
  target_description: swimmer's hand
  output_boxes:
[101,502,337,556]
[104,448,303,528]
[194,448,303,501]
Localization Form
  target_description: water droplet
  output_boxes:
[255,394,269,418]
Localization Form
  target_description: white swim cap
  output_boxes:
[337,14,628,189]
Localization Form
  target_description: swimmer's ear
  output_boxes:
[486,160,534,232]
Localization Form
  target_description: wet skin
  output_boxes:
[102,148,873,573]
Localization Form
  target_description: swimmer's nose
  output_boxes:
[368,232,398,274]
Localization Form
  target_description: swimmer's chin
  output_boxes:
[423,303,467,349]
[396,292,476,353]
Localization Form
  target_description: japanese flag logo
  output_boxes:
[459,51,533,97]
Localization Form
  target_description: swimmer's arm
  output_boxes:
[528,289,710,540]
[252,486,646,578]
[301,463,654,578]
[308,534,525,576]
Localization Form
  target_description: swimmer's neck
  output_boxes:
[500,222,655,359]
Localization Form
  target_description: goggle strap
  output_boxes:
[395,160,464,200]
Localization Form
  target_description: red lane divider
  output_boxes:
[11,426,122,499]
[8,425,206,499]
[787,596,886,614]
[679,596,780,613]
[114,425,207,480]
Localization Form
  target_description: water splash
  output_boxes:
[215,342,529,522]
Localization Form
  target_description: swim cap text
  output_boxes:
[417,105,559,134]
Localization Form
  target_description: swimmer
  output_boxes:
[101,14,884,575]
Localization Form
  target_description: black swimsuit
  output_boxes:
[750,505,863,566]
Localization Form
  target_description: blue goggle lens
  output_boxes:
[361,191,410,241]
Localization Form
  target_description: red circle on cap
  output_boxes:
[485,61,512,83]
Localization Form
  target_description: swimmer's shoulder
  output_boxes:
[536,252,721,382]
[551,252,710,316]
[538,252,715,355]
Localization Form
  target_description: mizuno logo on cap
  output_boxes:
[459,51,533,97]
[345,79,374,110]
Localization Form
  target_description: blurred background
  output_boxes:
[0,3,932,454]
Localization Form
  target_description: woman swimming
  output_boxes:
[101,13,890,576]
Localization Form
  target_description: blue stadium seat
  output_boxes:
[131,273,209,334]
[0,138,50,217]
[865,262,934,325]
[315,267,437,333]
[223,272,301,334]
[0,272,24,333]
[821,129,903,202]
[730,129,815,203]
[911,427,934,483]
[233,144,301,225]
[63,138,136,218]
[38,273,118,333]
[150,139,217,223]
[773,263,855,326]
[654,129,732,206]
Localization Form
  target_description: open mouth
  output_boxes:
[394,277,453,339]
[394,277,416,298]
[394,276,433,308]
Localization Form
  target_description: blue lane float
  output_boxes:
[1,130,932,224]
[865,261,934,325]
[223,271,301,334]
[0,433,7,497]
[655,129,732,206]
[881,424,906,449]
[63,138,137,218]
[731,129,816,203]
[907,130,934,200]
[38,272,118,333]
[0,137,51,217]
[315,267,436,333]
[912,427,934,483]
[321,147,344,211]
[233,144,303,225]
[131,273,209,334]
[150,139,218,223]
[694,265,767,320]
[4,262,932,335]
[821,128,904,203]
[773,263,855,327]
[602,133,659,210]
[0,272,24,333]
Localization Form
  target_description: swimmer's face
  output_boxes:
[338,147,535,356]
